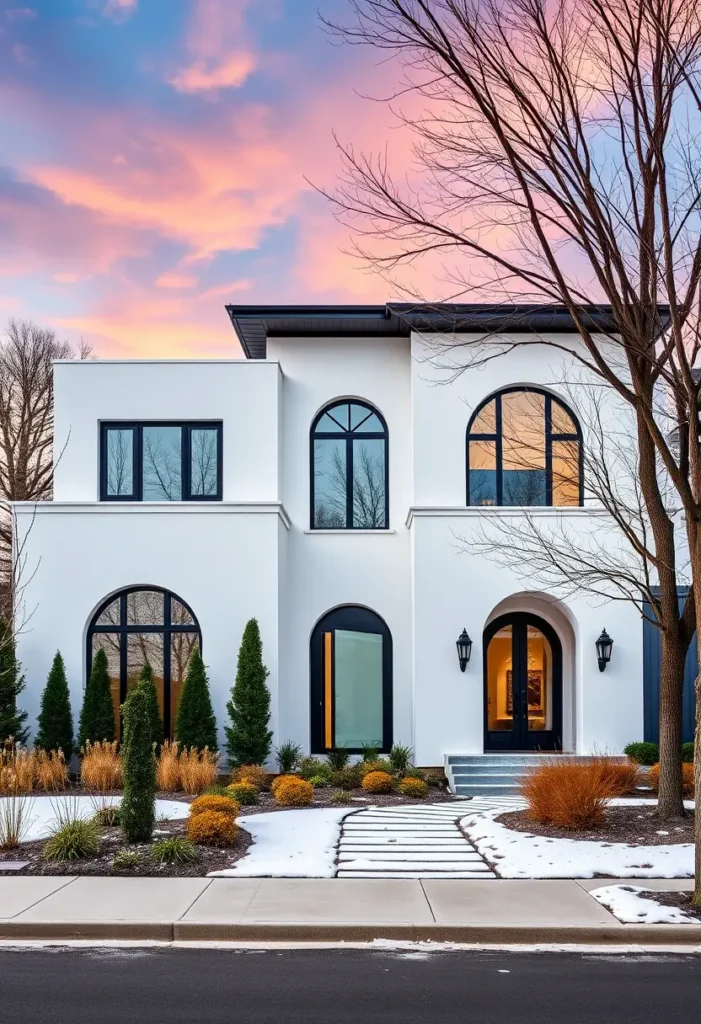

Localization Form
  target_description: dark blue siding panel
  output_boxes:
[642,594,697,744]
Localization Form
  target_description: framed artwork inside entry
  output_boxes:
[506,669,543,713]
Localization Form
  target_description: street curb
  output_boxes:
[1,921,701,944]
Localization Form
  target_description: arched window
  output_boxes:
[467,388,582,507]
[311,400,389,529]
[310,606,392,753]
[87,587,201,740]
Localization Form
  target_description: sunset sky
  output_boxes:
[0,0,415,357]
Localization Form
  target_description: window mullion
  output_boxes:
[495,396,503,505]
[346,435,353,528]
[182,426,191,500]
[545,395,553,505]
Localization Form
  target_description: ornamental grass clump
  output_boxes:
[178,747,219,795]
[112,849,141,872]
[648,763,694,797]
[150,837,199,865]
[92,804,121,827]
[273,776,313,807]
[186,809,238,846]
[227,781,258,805]
[80,741,123,792]
[0,793,35,848]
[43,818,100,862]
[35,749,68,792]
[398,776,429,799]
[275,741,302,775]
[361,770,394,795]
[325,747,350,771]
[388,744,414,777]
[521,758,628,829]
[0,743,35,794]
[156,740,182,792]
[190,794,239,819]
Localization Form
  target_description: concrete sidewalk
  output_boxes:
[0,876,699,944]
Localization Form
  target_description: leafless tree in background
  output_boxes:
[320,0,701,848]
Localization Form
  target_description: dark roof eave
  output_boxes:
[226,302,672,359]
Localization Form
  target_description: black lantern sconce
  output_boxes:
[456,629,473,672]
[596,629,613,672]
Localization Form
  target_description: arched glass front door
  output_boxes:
[483,613,562,751]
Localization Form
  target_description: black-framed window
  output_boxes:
[100,422,223,501]
[310,605,393,754]
[467,388,583,507]
[310,400,389,529]
[87,587,201,741]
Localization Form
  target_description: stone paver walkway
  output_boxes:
[336,799,524,878]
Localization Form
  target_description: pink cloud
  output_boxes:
[168,53,256,94]
[154,271,197,289]
[102,0,138,21]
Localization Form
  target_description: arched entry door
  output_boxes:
[483,613,562,752]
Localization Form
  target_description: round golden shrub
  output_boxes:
[227,781,259,805]
[189,794,239,819]
[274,776,314,806]
[186,809,238,846]
[648,762,694,797]
[230,764,268,791]
[362,770,394,794]
[271,773,300,795]
[398,776,429,799]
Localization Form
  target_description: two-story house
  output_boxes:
[13,303,686,785]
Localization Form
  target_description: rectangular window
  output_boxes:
[100,422,222,501]
[468,439,498,505]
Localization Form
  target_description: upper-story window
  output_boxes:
[311,400,389,529]
[467,388,582,507]
[100,422,223,501]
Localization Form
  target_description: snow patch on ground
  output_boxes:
[461,808,693,879]
[0,795,189,843]
[591,885,695,924]
[209,808,350,878]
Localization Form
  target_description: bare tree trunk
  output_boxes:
[657,631,686,818]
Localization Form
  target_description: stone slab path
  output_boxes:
[336,800,524,878]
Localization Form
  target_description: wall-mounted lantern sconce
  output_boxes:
[456,629,472,672]
[596,628,613,672]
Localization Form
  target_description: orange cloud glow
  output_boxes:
[168,53,256,94]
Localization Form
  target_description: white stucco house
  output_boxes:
[13,303,677,788]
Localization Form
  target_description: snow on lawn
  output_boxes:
[209,808,350,878]
[460,808,693,879]
[0,794,189,843]
[591,885,695,924]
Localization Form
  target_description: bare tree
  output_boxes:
[0,319,90,592]
[319,0,701,852]
[313,439,387,527]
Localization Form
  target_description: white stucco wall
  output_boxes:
[53,360,282,502]
[14,505,283,752]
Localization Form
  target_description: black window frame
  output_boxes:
[100,421,223,502]
[310,604,393,754]
[310,400,389,530]
[466,387,583,507]
[87,586,202,741]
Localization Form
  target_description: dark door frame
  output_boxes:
[483,612,563,752]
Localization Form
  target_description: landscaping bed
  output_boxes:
[0,815,252,878]
[496,806,695,846]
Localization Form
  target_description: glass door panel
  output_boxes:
[333,629,383,748]
[526,626,553,732]
[486,626,515,734]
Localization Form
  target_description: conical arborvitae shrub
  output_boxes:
[137,661,163,751]
[35,652,74,758]
[225,618,272,766]
[78,647,116,747]
[0,617,28,745]
[120,683,155,843]
[174,646,218,751]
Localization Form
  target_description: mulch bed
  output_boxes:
[646,890,701,922]
[496,806,695,846]
[0,817,251,878]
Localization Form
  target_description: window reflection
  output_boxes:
[468,389,581,507]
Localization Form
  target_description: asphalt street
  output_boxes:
[0,946,699,1023]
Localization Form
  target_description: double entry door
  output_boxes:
[483,613,562,752]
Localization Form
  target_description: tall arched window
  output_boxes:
[467,388,582,507]
[310,606,392,753]
[87,587,201,740]
[311,400,389,529]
